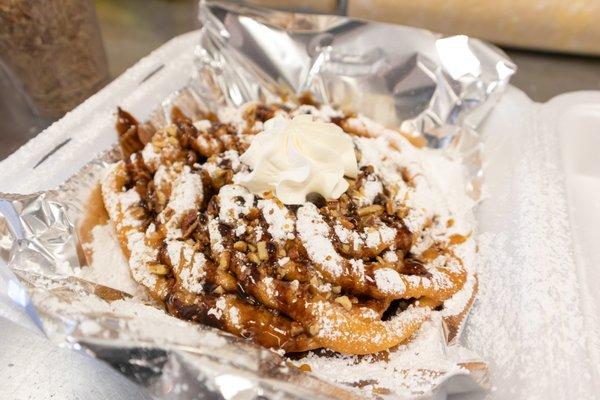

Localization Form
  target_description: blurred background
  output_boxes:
[1,0,599,160]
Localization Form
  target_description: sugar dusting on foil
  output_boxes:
[462,111,600,399]
[298,316,467,398]
[78,224,138,295]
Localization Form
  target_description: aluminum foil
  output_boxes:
[0,1,516,398]
[194,1,515,148]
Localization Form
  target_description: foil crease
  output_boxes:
[0,0,515,398]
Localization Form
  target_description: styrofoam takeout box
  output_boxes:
[1,31,599,400]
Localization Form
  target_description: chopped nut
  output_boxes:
[152,142,164,152]
[257,241,269,260]
[277,248,287,258]
[213,285,225,294]
[335,295,352,310]
[376,256,387,267]
[166,125,177,136]
[298,363,312,372]
[146,230,163,247]
[148,263,169,275]
[385,199,395,215]
[94,286,124,302]
[340,219,354,229]
[181,210,199,239]
[246,208,260,220]
[172,162,183,173]
[332,285,342,294]
[248,252,261,264]
[449,233,468,245]
[212,169,227,188]
[130,206,145,219]
[396,208,409,218]
[247,243,257,252]
[167,136,179,146]
[290,323,304,336]
[309,276,320,287]
[308,324,320,336]
[357,204,384,216]
[219,252,230,269]
[233,241,248,252]
[157,191,167,207]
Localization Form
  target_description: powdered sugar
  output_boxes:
[166,240,206,294]
[383,250,398,262]
[349,259,365,281]
[202,150,242,178]
[229,306,240,328]
[193,119,212,131]
[218,184,254,225]
[208,297,227,320]
[296,203,343,277]
[166,166,204,217]
[126,230,158,288]
[374,268,405,294]
[257,199,295,242]
[78,223,138,295]
[356,177,383,206]
[119,188,141,210]
[208,217,224,254]
[177,252,207,294]
[141,143,160,170]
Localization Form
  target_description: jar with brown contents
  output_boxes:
[0,0,109,118]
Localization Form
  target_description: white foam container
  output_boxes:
[1,30,599,400]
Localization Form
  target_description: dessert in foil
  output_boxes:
[93,98,478,392]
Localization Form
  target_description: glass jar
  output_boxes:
[0,0,109,119]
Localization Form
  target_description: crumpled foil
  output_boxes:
[0,1,515,398]
[194,1,515,148]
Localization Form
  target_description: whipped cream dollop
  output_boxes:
[235,114,358,204]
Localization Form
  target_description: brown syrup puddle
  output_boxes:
[77,184,109,265]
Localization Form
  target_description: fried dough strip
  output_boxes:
[296,203,466,302]
[228,254,430,355]
[165,289,321,353]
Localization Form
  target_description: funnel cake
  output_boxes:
[101,101,474,355]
